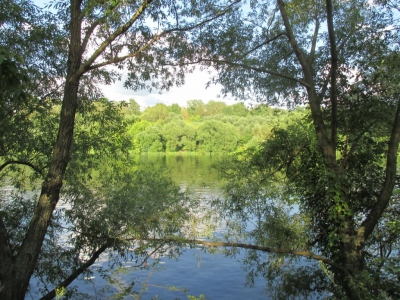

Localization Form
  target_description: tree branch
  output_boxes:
[37,237,168,300]
[326,0,338,155]
[309,14,319,65]
[79,0,242,76]
[212,59,311,87]
[86,31,167,71]
[81,0,124,53]
[0,160,43,175]
[165,58,310,87]
[318,23,362,101]
[359,97,400,240]
[238,33,286,59]
[277,0,335,166]
[73,0,154,80]
[35,231,346,298]
[188,239,345,272]
[277,0,313,83]
[81,18,104,53]
[39,242,111,300]
[123,236,345,273]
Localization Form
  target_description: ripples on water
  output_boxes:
[52,190,267,299]
[69,248,268,300]
[28,155,270,299]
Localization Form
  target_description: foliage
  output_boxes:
[3,0,400,298]
[0,0,244,297]
[141,103,169,123]
[0,100,202,298]
[196,120,239,153]
[162,120,196,152]
[197,0,400,298]
[136,126,165,152]
[126,101,294,154]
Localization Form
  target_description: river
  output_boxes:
[29,154,269,299]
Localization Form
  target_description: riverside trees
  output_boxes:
[193,0,400,298]
[0,0,241,298]
[2,0,400,298]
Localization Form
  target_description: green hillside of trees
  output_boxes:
[2,0,400,298]
[122,99,306,154]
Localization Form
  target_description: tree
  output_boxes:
[221,102,248,116]
[197,120,239,153]
[187,99,207,119]
[167,103,182,115]
[120,98,141,122]
[0,0,240,298]
[204,100,227,116]
[136,125,165,152]
[193,0,400,298]
[141,103,169,123]
[162,120,196,152]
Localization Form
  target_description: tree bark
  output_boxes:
[276,1,371,297]
[326,0,338,153]
[0,0,83,298]
[277,0,336,169]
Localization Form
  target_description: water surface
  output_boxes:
[32,154,269,299]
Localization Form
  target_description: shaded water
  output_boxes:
[102,154,267,299]
[31,154,268,299]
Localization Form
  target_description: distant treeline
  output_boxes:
[121,99,307,153]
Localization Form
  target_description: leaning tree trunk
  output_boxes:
[0,0,82,298]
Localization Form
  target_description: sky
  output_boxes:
[32,0,238,111]
[100,70,237,110]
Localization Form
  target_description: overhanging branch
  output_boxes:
[123,236,345,272]
[204,58,310,87]
[34,232,345,298]
[164,58,310,87]
[0,160,43,175]
[73,0,154,80]
[188,239,345,272]
[38,238,167,300]
[38,242,111,300]
[79,0,242,76]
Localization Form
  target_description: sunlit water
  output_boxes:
[29,155,271,299]
[30,195,268,299]
[70,248,268,300]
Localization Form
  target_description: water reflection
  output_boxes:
[53,154,268,299]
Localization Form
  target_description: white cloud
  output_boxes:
[101,70,238,110]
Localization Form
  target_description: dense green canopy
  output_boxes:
[1,0,400,299]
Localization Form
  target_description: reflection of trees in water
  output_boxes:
[136,154,225,189]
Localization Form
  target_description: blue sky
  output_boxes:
[32,0,236,110]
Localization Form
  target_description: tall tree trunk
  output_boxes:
[0,0,82,298]
[334,229,366,299]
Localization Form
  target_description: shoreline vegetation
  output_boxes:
[121,99,306,155]
[2,0,400,298]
